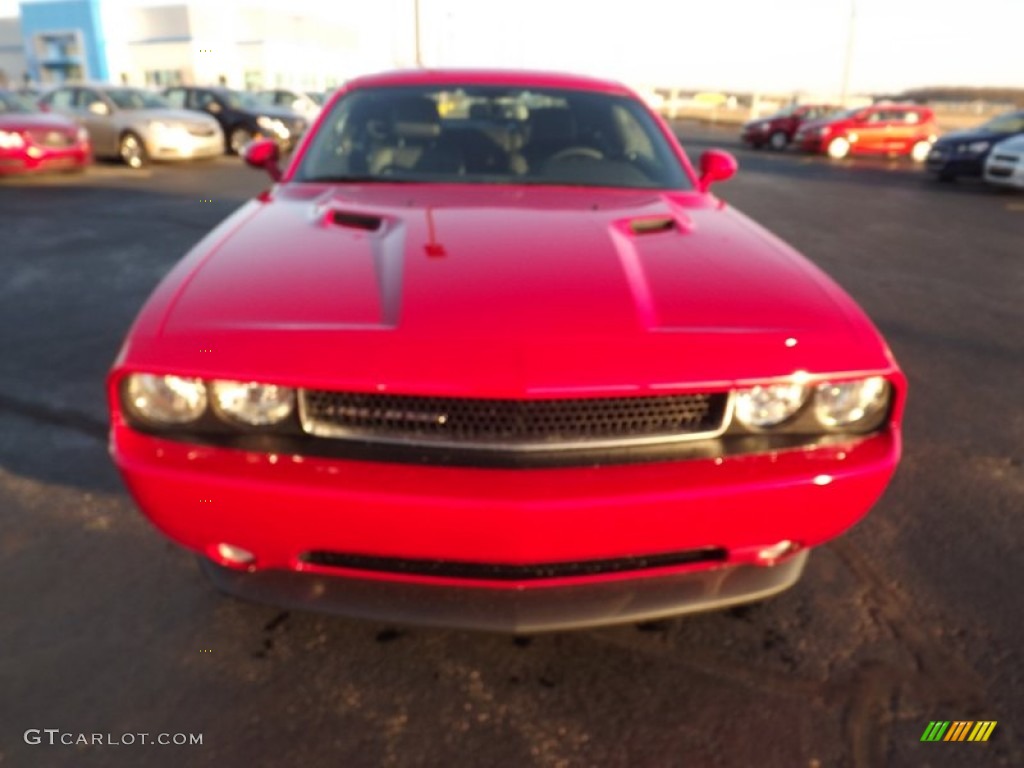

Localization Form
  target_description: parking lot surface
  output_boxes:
[1,125,1021,767]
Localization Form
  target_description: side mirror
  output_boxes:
[243,138,282,181]
[88,101,109,116]
[697,149,737,192]
[205,101,221,114]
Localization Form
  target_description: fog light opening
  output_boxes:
[756,540,800,565]
[215,543,256,568]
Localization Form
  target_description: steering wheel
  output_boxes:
[547,146,604,163]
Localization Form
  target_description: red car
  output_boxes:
[794,103,938,161]
[0,89,91,175]
[108,70,904,632]
[741,104,839,150]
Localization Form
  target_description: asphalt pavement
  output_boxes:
[0,125,1021,768]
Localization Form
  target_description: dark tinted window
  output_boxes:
[0,91,35,113]
[43,88,76,110]
[295,85,691,189]
[164,88,187,108]
[981,113,1024,134]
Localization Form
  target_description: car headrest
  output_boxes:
[527,108,576,144]
[391,97,441,139]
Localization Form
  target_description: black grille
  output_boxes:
[300,548,728,581]
[299,390,728,449]
[26,130,75,148]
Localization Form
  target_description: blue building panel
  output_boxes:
[19,0,108,83]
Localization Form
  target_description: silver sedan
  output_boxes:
[39,84,224,168]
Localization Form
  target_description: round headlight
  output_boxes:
[734,383,808,428]
[125,374,207,424]
[211,380,295,426]
[814,377,889,427]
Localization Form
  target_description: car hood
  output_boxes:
[130,185,893,393]
[0,112,79,132]
[251,106,304,122]
[991,134,1024,152]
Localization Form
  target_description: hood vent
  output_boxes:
[330,210,383,231]
[629,216,676,235]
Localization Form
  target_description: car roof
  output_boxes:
[867,103,931,111]
[345,69,634,97]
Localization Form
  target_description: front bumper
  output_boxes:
[200,549,810,632]
[0,144,91,175]
[112,423,899,629]
[984,159,1024,189]
[925,149,984,177]
[794,136,826,153]
[740,127,770,145]
[148,131,224,161]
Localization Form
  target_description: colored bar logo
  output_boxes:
[921,721,997,742]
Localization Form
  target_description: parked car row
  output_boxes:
[0,82,313,175]
[744,103,940,161]
[740,102,1024,189]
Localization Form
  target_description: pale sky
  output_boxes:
[2,0,1020,94]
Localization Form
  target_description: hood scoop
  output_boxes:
[329,210,384,232]
[615,211,693,238]
[629,216,676,235]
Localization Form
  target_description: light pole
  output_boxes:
[413,0,423,67]
[839,0,856,106]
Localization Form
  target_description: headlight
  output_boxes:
[257,116,287,136]
[211,380,295,426]
[814,377,889,428]
[125,374,207,424]
[966,140,990,155]
[148,120,168,133]
[0,130,25,149]
[734,383,808,428]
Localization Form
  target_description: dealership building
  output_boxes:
[0,0,402,91]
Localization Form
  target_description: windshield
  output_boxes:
[105,88,170,110]
[766,105,798,119]
[294,85,691,189]
[307,92,325,106]
[980,113,1024,134]
[0,91,35,114]
[221,90,264,111]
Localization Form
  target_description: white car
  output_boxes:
[983,135,1024,190]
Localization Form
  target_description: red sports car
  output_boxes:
[108,70,904,632]
[0,89,91,175]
